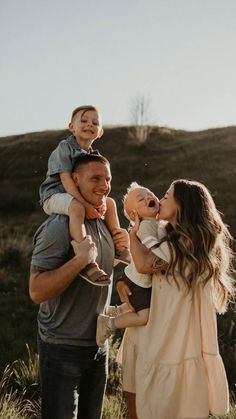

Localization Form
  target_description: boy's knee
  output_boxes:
[68,199,85,217]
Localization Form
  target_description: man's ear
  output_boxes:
[72,172,79,185]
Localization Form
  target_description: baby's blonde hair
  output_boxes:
[123,182,146,222]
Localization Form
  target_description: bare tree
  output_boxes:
[128,94,154,143]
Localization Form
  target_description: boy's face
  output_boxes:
[125,187,159,221]
[68,109,103,144]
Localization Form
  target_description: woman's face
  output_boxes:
[158,185,179,227]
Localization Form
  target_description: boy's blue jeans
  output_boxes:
[38,336,108,419]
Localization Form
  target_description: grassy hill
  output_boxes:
[0,125,235,236]
[0,125,236,392]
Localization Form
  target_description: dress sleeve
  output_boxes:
[47,140,73,175]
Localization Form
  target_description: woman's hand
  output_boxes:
[129,210,140,236]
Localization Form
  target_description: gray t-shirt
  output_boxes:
[31,215,114,346]
[39,134,99,205]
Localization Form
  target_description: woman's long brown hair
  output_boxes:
[165,179,235,313]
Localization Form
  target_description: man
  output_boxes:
[29,154,129,419]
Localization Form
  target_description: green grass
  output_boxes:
[0,342,236,419]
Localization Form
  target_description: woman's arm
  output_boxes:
[130,228,157,274]
[130,212,168,274]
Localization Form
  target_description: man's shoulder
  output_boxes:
[33,215,69,243]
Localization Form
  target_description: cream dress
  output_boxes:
[117,271,229,419]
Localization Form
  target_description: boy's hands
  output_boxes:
[112,228,130,252]
[97,201,107,217]
[84,202,101,219]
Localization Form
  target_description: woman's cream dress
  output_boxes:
[117,271,229,419]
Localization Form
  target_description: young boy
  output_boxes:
[39,105,130,286]
[96,182,170,347]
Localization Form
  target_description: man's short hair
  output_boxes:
[71,105,99,121]
[73,154,110,173]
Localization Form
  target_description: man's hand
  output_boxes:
[84,202,100,219]
[116,280,134,311]
[112,228,130,252]
[71,236,97,264]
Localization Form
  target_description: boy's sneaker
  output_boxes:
[114,248,131,266]
[79,263,111,287]
[96,314,114,347]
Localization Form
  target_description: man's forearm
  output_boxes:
[29,255,86,304]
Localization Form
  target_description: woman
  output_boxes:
[117,179,235,419]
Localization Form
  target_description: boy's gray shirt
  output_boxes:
[31,215,114,346]
[39,134,99,205]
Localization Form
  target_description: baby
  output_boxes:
[96,182,170,347]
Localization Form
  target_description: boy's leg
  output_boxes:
[105,197,131,264]
[69,200,110,286]
[68,199,86,243]
[104,197,120,232]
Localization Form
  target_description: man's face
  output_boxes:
[72,162,111,207]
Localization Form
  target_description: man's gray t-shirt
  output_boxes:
[31,215,114,346]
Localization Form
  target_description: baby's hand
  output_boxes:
[84,202,100,219]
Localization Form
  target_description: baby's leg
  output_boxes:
[114,308,149,328]
[96,309,149,346]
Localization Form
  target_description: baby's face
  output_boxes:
[125,187,159,220]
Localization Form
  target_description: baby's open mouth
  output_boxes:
[148,199,156,207]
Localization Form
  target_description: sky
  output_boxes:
[0,0,236,136]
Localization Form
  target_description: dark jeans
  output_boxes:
[38,336,108,419]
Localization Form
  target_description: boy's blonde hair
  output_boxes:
[71,105,100,122]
